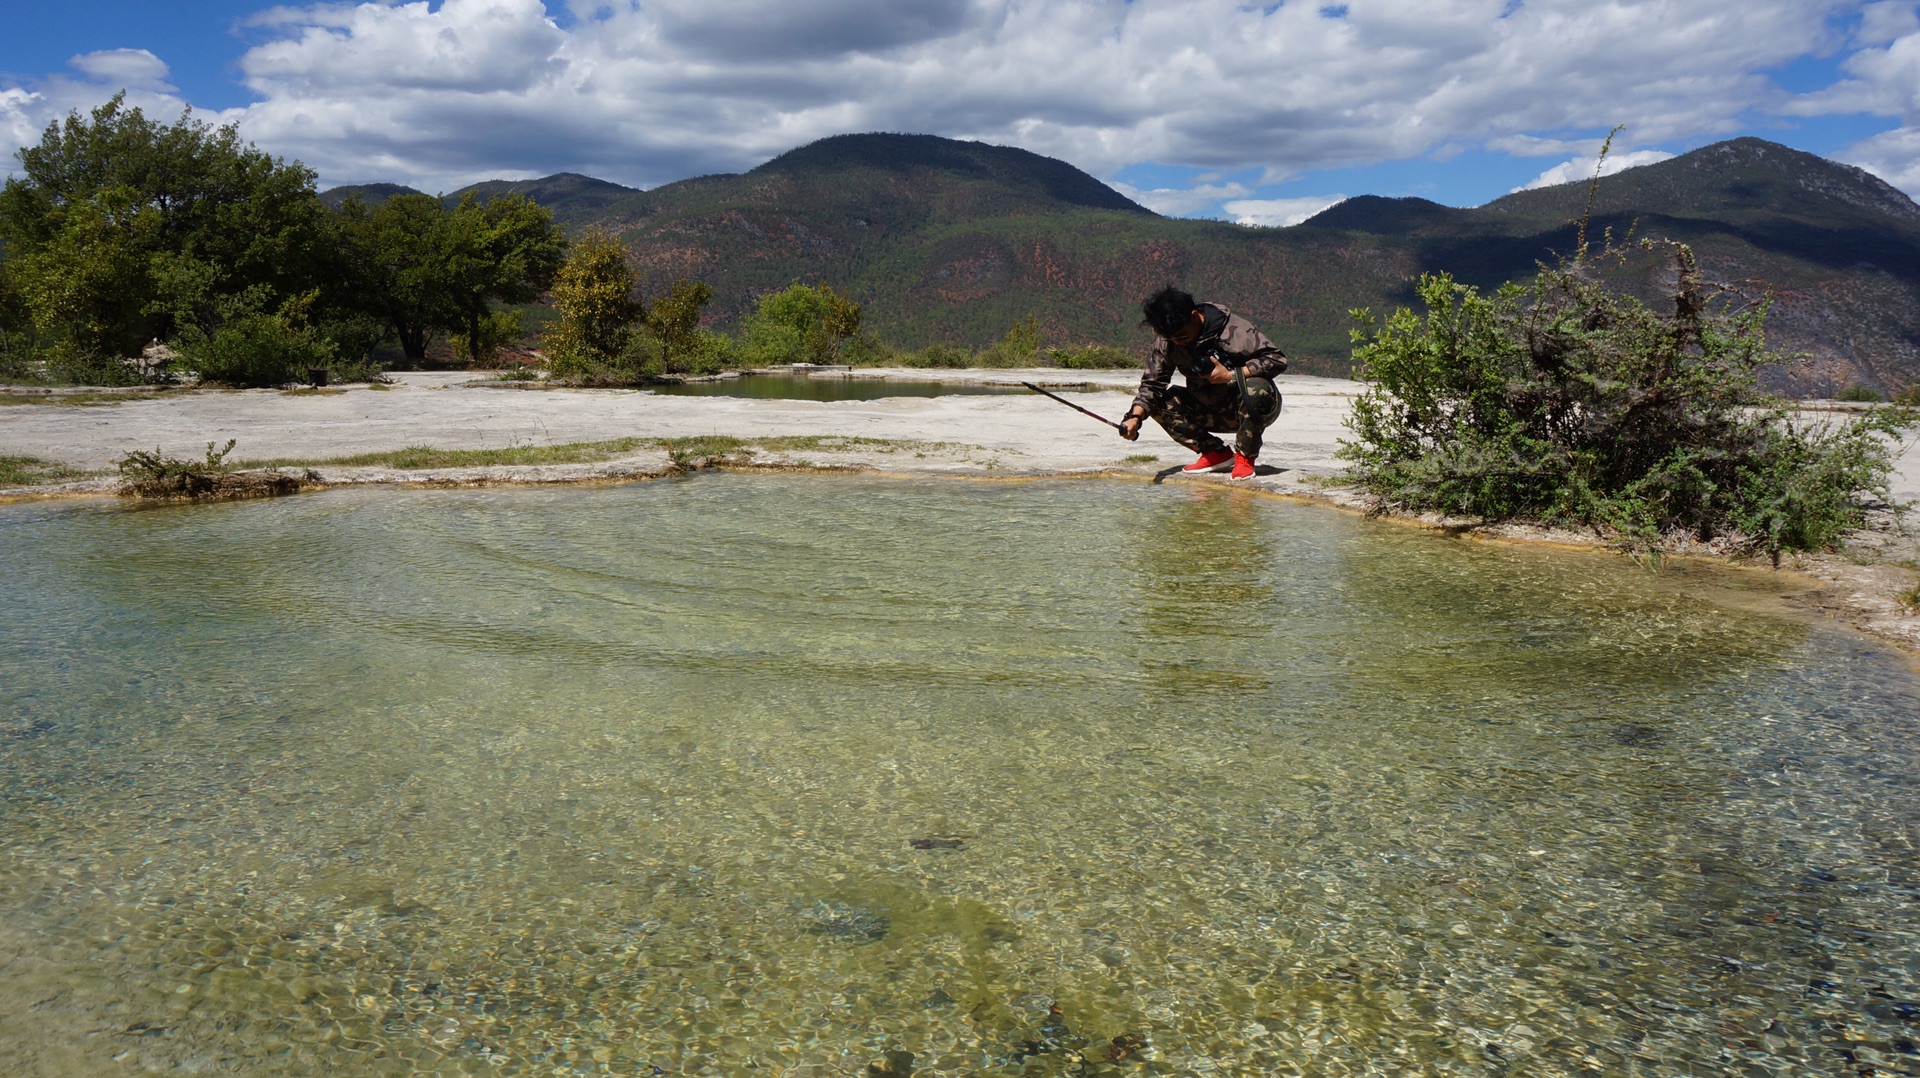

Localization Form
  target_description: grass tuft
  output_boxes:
[0,456,95,487]
[0,390,174,407]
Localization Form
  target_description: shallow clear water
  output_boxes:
[2,477,1918,1077]
[648,374,1036,400]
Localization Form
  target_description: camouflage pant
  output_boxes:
[1150,376,1282,458]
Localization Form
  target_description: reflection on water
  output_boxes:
[2,477,1919,1076]
[648,374,1036,401]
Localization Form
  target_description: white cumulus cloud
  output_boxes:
[68,49,176,91]
[1225,195,1348,227]
[1847,125,1920,196]
[214,0,1882,191]
[0,52,206,172]
[1780,4,1920,197]
[1516,149,1678,192]
[1108,180,1253,216]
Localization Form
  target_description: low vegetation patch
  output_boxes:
[239,438,651,471]
[0,456,94,487]
[1837,385,1888,403]
[1900,577,1920,611]
[118,439,308,500]
[0,390,176,406]
[1340,240,1913,562]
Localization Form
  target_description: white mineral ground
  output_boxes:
[4,368,1919,654]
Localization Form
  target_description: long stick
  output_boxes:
[1020,381,1122,431]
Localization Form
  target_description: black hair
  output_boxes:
[1140,286,1197,337]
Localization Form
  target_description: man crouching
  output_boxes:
[1118,287,1287,480]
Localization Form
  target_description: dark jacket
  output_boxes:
[1130,304,1288,416]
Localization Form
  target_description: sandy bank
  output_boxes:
[4,367,1918,652]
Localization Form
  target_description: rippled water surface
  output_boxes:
[3,476,1919,1077]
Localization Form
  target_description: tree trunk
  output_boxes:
[396,321,429,362]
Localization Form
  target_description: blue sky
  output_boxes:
[3,1,1917,222]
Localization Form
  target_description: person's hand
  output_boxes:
[1205,359,1236,385]
[1119,414,1142,441]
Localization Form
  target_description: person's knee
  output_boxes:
[1239,378,1281,425]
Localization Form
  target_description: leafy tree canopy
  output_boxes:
[0,94,336,380]
[739,282,861,366]
[542,227,640,380]
[438,193,565,366]
[646,279,715,373]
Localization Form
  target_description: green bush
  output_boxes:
[42,343,146,387]
[552,328,729,386]
[1836,384,1887,403]
[549,331,666,386]
[893,344,976,369]
[318,315,389,371]
[186,312,335,387]
[1339,242,1912,560]
[448,309,523,369]
[1048,344,1138,369]
[737,283,860,366]
[838,333,896,367]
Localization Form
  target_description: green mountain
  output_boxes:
[317,182,425,211]
[444,173,642,222]
[318,173,639,219]
[327,134,1920,393]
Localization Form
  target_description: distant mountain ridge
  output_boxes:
[320,134,1920,394]
[318,173,639,218]
[752,133,1152,215]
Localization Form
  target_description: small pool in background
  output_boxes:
[2,476,1919,1076]
[648,373,1047,401]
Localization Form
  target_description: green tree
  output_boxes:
[739,282,861,365]
[645,279,715,373]
[336,193,448,363]
[439,193,564,366]
[0,256,38,379]
[0,94,334,373]
[10,191,154,371]
[814,283,861,362]
[543,228,640,373]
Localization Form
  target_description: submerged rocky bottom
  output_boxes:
[2,476,1918,1076]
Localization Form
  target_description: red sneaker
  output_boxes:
[1231,452,1257,479]
[1182,448,1234,473]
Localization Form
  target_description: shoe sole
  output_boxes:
[1182,462,1233,474]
